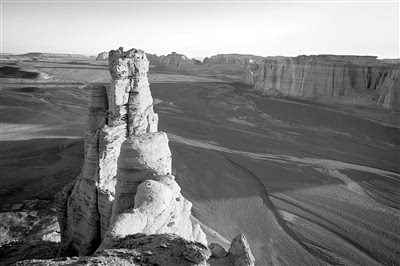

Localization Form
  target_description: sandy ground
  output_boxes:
[151,81,399,265]
[1,58,399,265]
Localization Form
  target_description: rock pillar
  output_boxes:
[55,47,206,256]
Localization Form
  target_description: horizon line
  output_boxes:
[1,50,398,60]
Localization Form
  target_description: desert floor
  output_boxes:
[1,58,399,265]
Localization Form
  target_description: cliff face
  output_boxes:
[254,55,400,109]
[203,54,261,70]
[201,54,261,83]
[55,47,206,256]
[241,69,257,85]
[376,68,400,109]
[159,52,200,68]
[146,53,161,66]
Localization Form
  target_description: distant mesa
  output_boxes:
[203,54,261,69]
[382,58,400,64]
[155,52,262,70]
[96,51,109,60]
[146,52,262,86]
[159,51,201,67]
[21,52,90,59]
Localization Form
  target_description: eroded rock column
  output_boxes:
[102,48,206,249]
[55,47,206,256]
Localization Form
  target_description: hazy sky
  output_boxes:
[1,0,399,58]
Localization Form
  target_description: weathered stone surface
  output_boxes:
[192,223,207,248]
[85,85,108,135]
[111,133,172,218]
[14,234,211,266]
[55,47,207,256]
[209,242,227,258]
[108,47,149,80]
[208,234,255,266]
[241,69,257,85]
[9,235,254,266]
[228,234,255,266]
[376,68,400,109]
[96,52,108,60]
[0,240,60,265]
[101,177,205,249]
[254,55,400,109]
[54,84,115,255]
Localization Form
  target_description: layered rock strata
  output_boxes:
[241,69,257,85]
[254,55,400,109]
[55,47,205,256]
[375,68,400,109]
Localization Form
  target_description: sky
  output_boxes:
[1,0,399,59]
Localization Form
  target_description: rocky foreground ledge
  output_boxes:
[13,47,255,265]
[14,233,254,266]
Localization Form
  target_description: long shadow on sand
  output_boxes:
[0,138,84,203]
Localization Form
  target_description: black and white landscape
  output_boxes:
[1,1,399,265]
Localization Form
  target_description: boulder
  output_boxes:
[228,234,255,266]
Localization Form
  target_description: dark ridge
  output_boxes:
[0,66,39,79]
[17,87,42,93]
